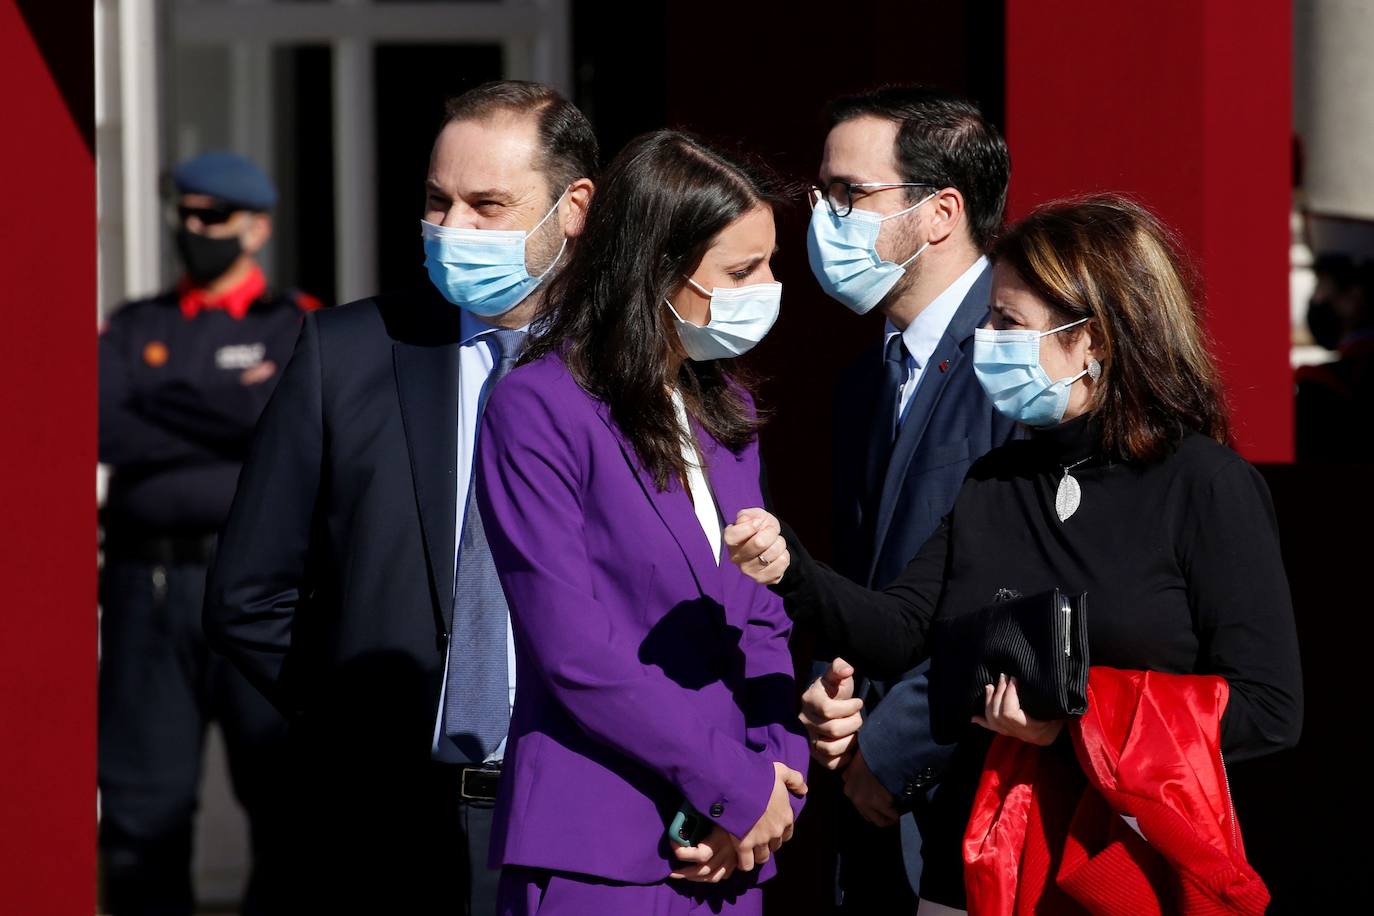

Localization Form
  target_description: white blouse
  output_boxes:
[671,390,722,565]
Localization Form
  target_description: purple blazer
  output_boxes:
[475,353,808,885]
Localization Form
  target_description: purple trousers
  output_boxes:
[497,867,764,916]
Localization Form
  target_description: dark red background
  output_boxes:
[1,1,97,913]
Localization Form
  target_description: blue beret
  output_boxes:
[172,150,278,211]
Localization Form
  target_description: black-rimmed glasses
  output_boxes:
[812,180,936,218]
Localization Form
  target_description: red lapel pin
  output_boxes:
[938,359,950,373]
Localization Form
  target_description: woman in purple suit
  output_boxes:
[475,130,810,915]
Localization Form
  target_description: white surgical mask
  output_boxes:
[973,317,1092,426]
[806,190,936,315]
[664,276,782,361]
[421,189,567,317]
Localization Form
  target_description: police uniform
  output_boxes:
[97,153,318,916]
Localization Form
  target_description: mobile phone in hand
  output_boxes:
[667,800,712,847]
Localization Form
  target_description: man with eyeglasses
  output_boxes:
[795,86,1016,914]
[98,151,320,915]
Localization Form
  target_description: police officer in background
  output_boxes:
[98,151,320,916]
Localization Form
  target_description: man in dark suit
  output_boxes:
[800,86,1015,912]
[203,81,596,914]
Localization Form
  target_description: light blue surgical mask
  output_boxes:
[973,317,1092,427]
[806,190,936,315]
[421,190,567,317]
[664,277,782,361]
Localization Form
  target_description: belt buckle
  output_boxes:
[460,766,499,801]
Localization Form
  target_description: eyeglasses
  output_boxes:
[812,180,937,218]
[171,204,242,228]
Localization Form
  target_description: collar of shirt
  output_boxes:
[178,264,267,321]
[884,255,990,370]
[458,307,529,350]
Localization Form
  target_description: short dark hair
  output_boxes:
[828,85,1010,251]
[443,80,599,201]
[522,130,785,490]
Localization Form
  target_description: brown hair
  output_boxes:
[443,80,599,202]
[991,194,1230,461]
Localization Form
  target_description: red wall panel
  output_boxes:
[0,1,97,913]
[1005,0,1292,461]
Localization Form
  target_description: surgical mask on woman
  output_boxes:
[806,190,936,315]
[973,317,1095,426]
[421,190,567,317]
[664,276,782,361]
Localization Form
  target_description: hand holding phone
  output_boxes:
[667,800,711,848]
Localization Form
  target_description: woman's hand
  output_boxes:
[731,761,808,871]
[669,825,738,884]
[724,508,789,586]
[972,674,1064,746]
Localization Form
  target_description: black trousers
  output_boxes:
[98,557,292,916]
[287,754,501,915]
[836,793,918,915]
[799,662,917,915]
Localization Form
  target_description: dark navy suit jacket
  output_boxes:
[828,264,1017,890]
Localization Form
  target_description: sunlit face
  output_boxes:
[818,115,927,278]
[669,205,778,327]
[425,115,566,275]
[988,261,1102,421]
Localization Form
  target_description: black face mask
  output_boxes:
[1307,297,1342,351]
[175,227,243,285]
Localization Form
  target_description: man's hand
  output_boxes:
[799,657,864,770]
[724,508,789,586]
[669,826,737,884]
[972,674,1065,747]
[240,360,277,385]
[842,747,899,828]
[731,762,808,872]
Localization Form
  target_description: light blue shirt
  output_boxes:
[883,256,989,427]
[431,308,522,764]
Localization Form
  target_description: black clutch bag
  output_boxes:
[928,589,1089,745]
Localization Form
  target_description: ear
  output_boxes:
[562,178,595,238]
[1084,316,1108,362]
[241,213,273,255]
[924,187,965,245]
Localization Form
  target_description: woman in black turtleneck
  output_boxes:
[727,195,1302,911]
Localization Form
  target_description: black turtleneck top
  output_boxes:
[774,415,1303,905]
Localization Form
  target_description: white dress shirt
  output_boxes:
[431,309,523,764]
[672,389,723,564]
[884,256,989,428]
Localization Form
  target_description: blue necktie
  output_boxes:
[444,328,524,762]
[865,333,909,504]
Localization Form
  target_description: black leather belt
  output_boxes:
[458,765,502,802]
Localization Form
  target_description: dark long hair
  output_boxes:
[521,129,784,490]
[992,195,1230,461]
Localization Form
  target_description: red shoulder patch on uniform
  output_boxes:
[292,290,324,312]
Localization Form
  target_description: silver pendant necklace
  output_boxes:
[1055,455,1095,522]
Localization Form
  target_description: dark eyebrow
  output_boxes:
[465,188,517,204]
[725,249,777,273]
